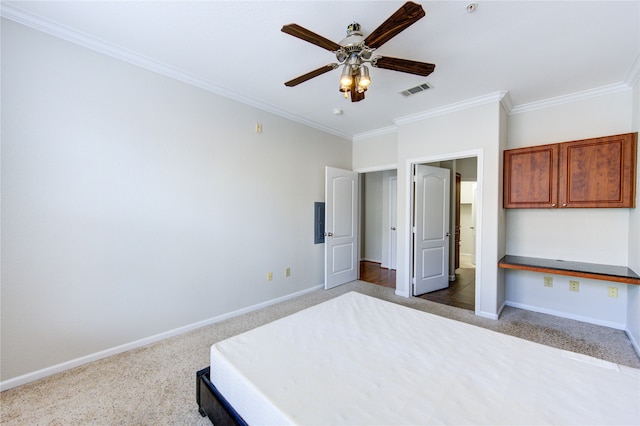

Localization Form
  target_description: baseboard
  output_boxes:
[475,310,499,320]
[0,284,323,391]
[395,289,410,298]
[625,328,640,358]
[360,258,382,264]
[496,300,507,318]
[505,301,626,330]
[472,300,504,320]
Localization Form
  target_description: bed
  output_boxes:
[196,291,640,425]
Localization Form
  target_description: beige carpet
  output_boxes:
[2,280,639,425]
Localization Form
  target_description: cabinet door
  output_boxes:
[504,144,559,208]
[558,133,637,208]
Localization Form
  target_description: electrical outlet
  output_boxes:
[544,277,553,287]
[285,267,291,278]
[267,272,273,281]
[608,286,618,298]
[569,280,579,292]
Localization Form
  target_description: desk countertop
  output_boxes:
[498,255,640,285]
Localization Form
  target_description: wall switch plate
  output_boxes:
[267,272,273,281]
[608,286,618,298]
[569,280,579,292]
[544,277,553,287]
[285,267,291,278]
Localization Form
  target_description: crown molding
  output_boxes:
[500,91,513,114]
[625,51,640,88]
[352,125,398,142]
[393,91,509,126]
[0,3,352,141]
[509,83,631,115]
[359,79,630,136]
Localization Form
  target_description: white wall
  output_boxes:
[353,133,398,269]
[1,20,351,384]
[395,100,506,319]
[505,89,635,328]
[352,131,397,171]
[506,271,628,329]
[626,72,640,353]
[362,172,383,262]
[497,103,509,307]
[457,157,478,180]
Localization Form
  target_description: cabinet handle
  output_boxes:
[562,203,567,207]
[551,203,556,207]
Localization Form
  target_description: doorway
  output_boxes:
[359,169,397,287]
[356,156,479,313]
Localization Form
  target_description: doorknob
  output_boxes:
[446,232,450,237]
[325,232,333,237]
[391,227,396,231]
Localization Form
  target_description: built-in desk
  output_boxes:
[498,255,640,285]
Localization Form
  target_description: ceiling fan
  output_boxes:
[281,1,435,102]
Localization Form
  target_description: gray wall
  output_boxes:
[362,172,383,262]
[1,19,351,383]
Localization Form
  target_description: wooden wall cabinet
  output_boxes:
[504,143,559,208]
[504,132,637,208]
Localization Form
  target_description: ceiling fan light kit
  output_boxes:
[281,1,436,102]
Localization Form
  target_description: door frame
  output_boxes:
[404,150,483,315]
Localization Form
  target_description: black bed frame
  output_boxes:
[196,367,248,426]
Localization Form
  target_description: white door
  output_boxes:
[389,176,397,270]
[471,184,477,265]
[325,167,358,289]
[413,165,450,296]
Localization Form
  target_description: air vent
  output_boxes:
[400,82,433,97]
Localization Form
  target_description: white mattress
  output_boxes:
[210,292,640,425]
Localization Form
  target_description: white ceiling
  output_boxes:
[3,1,639,139]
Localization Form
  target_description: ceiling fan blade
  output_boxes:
[364,1,426,49]
[284,64,338,87]
[372,56,435,76]
[281,24,342,52]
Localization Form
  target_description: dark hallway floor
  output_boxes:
[418,264,475,311]
[360,256,476,311]
[359,261,395,289]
